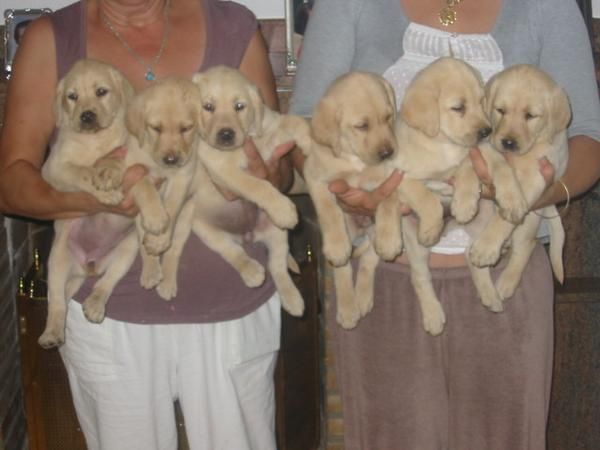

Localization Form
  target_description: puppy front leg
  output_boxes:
[307,180,352,266]
[156,199,195,300]
[61,162,124,205]
[402,220,446,336]
[130,177,170,235]
[451,159,480,224]
[374,190,403,261]
[495,213,541,300]
[398,178,444,247]
[255,220,305,317]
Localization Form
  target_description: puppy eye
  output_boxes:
[354,122,369,131]
[150,125,163,133]
[384,113,393,123]
[495,107,505,115]
[451,105,465,113]
[96,87,108,97]
[67,92,78,101]
[203,103,215,112]
[180,124,193,133]
[234,102,246,112]
[525,112,537,121]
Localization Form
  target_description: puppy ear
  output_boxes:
[109,66,135,106]
[311,94,340,151]
[125,94,146,146]
[400,76,440,137]
[483,74,499,123]
[547,86,572,136]
[53,77,67,127]
[380,77,398,122]
[247,82,265,136]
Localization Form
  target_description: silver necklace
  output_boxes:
[101,0,171,81]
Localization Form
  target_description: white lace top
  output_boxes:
[383,23,504,254]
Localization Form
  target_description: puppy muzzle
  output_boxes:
[216,127,237,148]
[79,110,100,132]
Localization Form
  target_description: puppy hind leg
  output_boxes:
[403,221,446,336]
[39,223,76,349]
[192,220,265,288]
[354,243,380,318]
[466,254,503,312]
[334,263,360,329]
[255,223,305,317]
[156,200,195,300]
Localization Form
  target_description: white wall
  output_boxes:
[0,0,285,24]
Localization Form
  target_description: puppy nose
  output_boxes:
[80,110,97,124]
[501,138,518,151]
[217,128,236,146]
[378,146,395,161]
[478,127,492,140]
[163,153,180,166]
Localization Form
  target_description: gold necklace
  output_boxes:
[439,0,463,27]
[101,0,171,81]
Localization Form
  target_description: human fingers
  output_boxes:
[243,138,268,179]
[538,157,555,187]
[469,147,492,184]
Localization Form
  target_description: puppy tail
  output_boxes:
[287,254,301,274]
[545,207,565,284]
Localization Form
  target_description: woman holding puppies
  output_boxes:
[291,0,600,449]
[0,0,293,449]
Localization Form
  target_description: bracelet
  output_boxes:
[533,178,570,219]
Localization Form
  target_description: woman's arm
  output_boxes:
[0,18,130,220]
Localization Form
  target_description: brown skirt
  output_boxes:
[329,243,554,450]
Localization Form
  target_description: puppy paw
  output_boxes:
[496,273,519,301]
[281,289,305,317]
[479,289,504,313]
[38,329,65,349]
[92,160,123,191]
[417,217,445,247]
[323,239,352,267]
[336,301,361,330]
[269,197,298,230]
[140,258,163,289]
[94,189,124,206]
[496,191,529,225]
[82,291,108,323]
[142,210,170,235]
[143,231,171,256]
[156,277,177,301]
[451,193,479,224]
[469,238,502,268]
[238,259,266,287]
[421,301,446,336]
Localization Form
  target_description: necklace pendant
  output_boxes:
[145,70,156,81]
[439,6,457,26]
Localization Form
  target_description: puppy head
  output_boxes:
[191,65,264,150]
[311,71,397,165]
[54,59,134,133]
[400,57,491,147]
[126,77,201,168]
[485,64,571,155]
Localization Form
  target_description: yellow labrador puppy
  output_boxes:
[303,71,444,329]
[385,57,528,335]
[468,64,570,303]
[181,65,307,317]
[39,59,134,348]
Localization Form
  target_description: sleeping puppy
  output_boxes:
[177,65,308,317]
[303,71,444,329]
[468,64,570,303]
[385,57,528,335]
[39,59,134,348]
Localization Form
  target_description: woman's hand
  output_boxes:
[328,170,405,216]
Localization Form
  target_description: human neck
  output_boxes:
[99,0,167,27]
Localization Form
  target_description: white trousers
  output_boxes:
[59,294,281,450]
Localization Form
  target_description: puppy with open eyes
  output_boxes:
[39,59,134,348]
[166,65,308,317]
[302,71,445,329]
[384,57,528,335]
[468,64,570,303]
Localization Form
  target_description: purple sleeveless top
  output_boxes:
[50,0,276,324]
